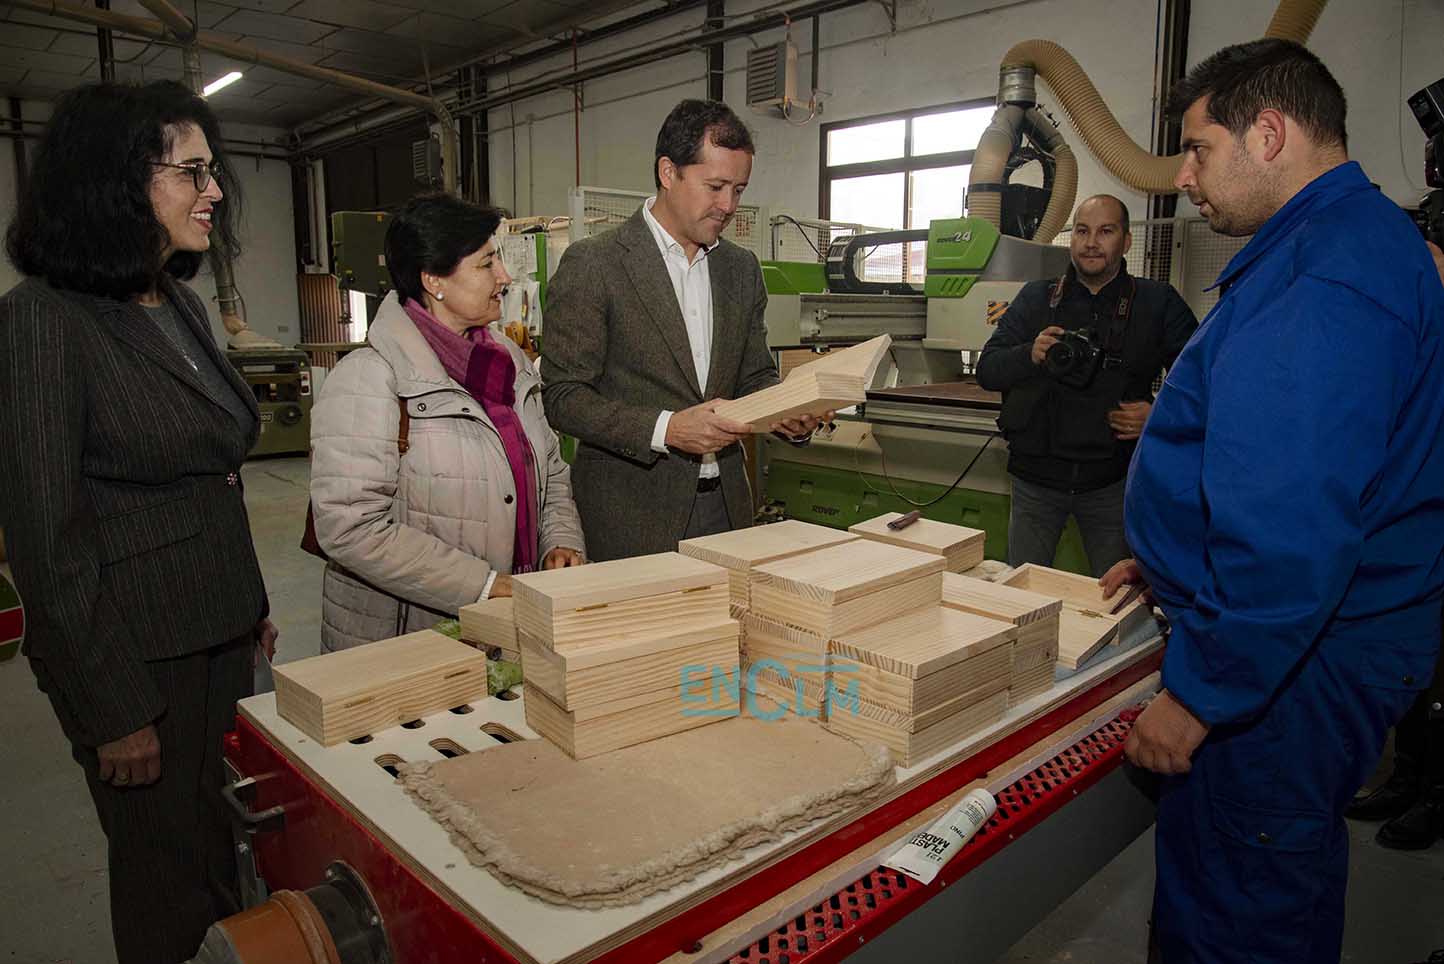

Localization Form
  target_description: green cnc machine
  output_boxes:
[757,216,1094,574]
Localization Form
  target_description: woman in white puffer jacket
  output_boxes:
[310,194,585,651]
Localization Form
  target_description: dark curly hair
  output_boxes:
[384,192,504,305]
[5,80,244,300]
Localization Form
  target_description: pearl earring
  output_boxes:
[434,290,444,301]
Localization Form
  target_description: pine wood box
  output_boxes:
[848,513,986,574]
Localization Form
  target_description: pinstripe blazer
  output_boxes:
[541,209,780,561]
[0,275,269,747]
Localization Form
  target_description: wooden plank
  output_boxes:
[826,689,1010,767]
[828,606,1016,679]
[849,513,986,573]
[679,520,859,572]
[1011,663,1056,704]
[459,596,518,654]
[940,572,1062,625]
[512,551,727,619]
[1013,636,1059,674]
[517,584,731,650]
[520,623,740,711]
[752,540,946,605]
[522,679,739,759]
[832,643,1013,720]
[1000,564,1149,671]
[273,630,488,746]
[713,335,892,432]
[750,571,944,639]
[680,521,859,608]
[741,612,829,656]
[797,332,892,382]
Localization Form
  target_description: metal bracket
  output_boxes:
[221,766,286,909]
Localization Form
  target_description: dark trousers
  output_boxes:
[38,636,253,964]
[683,483,732,539]
[1151,631,1425,964]
[1007,475,1130,578]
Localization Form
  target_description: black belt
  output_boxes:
[697,475,722,493]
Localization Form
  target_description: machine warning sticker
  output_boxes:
[986,300,1010,325]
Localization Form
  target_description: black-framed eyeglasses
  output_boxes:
[150,160,222,193]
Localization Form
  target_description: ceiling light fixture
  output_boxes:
[203,71,243,97]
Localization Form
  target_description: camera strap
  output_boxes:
[1048,272,1137,368]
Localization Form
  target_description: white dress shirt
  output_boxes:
[642,196,721,479]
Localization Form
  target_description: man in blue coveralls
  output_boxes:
[1100,39,1444,963]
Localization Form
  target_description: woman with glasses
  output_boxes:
[309,192,585,653]
[0,81,274,963]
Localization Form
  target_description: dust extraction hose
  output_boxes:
[968,0,1330,240]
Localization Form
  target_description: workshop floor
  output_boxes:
[1,456,1442,963]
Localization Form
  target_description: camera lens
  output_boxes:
[1045,340,1075,375]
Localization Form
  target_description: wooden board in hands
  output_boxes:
[712,334,892,432]
[679,520,859,609]
[273,629,488,746]
[999,564,1149,670]
[511,552,729,650]
[750,540,945,638]
[848,513,986,573]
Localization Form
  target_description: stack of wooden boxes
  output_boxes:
[678,521,860,716]
[678,519,859,617]
[998,564,1150,671]
[942,572,1063,705]
[825,606,1017,766]
[847,512,987,574]
[744,539,949,726]
[512,552,739,758]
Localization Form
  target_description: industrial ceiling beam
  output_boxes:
[6,0,459,189]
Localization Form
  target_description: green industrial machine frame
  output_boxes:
[763,456,1092,575]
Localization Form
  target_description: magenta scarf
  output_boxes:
[404,299,539,574]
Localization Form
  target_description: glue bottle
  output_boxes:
[882,788,997,885]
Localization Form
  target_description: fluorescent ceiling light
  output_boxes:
[203,71,243,97]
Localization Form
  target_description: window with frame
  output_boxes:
[820,101,994,284]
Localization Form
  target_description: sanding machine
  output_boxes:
[758,218,1096,572]
[204,626,1164,964]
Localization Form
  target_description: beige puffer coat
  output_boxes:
[311,292,584,651]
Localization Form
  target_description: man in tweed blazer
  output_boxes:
[543,100,818,560]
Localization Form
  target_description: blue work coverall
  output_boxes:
[1126,162,1444,963]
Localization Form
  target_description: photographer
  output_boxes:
[977,195,1197,576]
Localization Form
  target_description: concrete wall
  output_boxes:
[485,0,1441,226]
[0,108,299,347]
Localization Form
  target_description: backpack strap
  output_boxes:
[396,396,411,455]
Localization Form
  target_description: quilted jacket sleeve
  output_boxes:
[310,351,493,613]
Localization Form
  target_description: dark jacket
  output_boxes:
[541,208,780,561]
[976,267,1197,491]
[0,275,269,746]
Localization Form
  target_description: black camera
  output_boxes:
[1044,329,1103,388]
[1407,77,1444,246]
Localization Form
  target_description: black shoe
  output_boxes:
[1376,792,1444,850]
[1406,950,1444,964]
[1347,756,1422,821]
